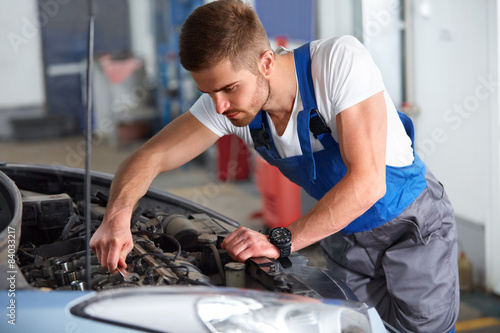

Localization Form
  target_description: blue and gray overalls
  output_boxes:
[249,43,459,333]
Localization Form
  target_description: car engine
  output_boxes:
[18,197,239,291]
[0,164,357,301]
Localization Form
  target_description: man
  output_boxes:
[90,0,459,331]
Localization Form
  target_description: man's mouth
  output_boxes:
[224,112,240,119]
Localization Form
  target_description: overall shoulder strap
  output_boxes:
[249,111,270,149]
[294,43,335,148]
[293,43,317,110]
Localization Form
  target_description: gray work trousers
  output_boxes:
[321,170,459,333]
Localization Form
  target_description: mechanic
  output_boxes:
[90,0,459,331]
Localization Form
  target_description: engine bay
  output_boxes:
[18,193,240,291]
[0,164,356,301]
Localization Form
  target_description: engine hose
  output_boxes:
[66,221,100,239]
[208,243,226,286]
[132,231,181,261]
[94,190,109,206]
[18,247,35,259]
[61,215,83,240]
[130,206,143,228]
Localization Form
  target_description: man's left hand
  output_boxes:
[221,227,280,262]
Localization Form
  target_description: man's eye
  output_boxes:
[225,86,236,92]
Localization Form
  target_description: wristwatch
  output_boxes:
[268,227,292,268]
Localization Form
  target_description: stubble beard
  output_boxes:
[229,73,271,127]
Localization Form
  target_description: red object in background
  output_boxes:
[254,155,301,228]
[217,135,251,181]
[275,35,289,48]
[117,121,151,145]
[99,55,141,85]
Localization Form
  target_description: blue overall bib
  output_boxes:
[249,43,428,234]
[249,43,459,332]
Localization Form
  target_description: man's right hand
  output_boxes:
[90,210,134,273]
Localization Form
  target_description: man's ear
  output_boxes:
[259,50,274,77]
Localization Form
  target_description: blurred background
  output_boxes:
[0,1,499,330]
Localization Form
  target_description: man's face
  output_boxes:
[191,59,270,127]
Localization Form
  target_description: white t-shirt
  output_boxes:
[190,36,414,167]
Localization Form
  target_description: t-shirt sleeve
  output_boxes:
[314,36,386,115]
[189,94,231,137]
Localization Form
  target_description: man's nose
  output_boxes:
[213,93,230,114]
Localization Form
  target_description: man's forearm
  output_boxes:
[104,149,162,223]
[220,170,386,263]
[288,170,386,252]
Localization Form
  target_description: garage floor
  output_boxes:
[1,135,500,332]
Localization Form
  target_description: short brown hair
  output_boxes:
[179,0,271,73]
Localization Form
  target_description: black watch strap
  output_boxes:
[278,246,291,258]
[278,256,292,269]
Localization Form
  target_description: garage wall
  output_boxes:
[0,0,45,109]
[128,0,155,74]
[412,0,491,225]
[0,0,46,138]
[359,0,404,108]
[317,0,357,39]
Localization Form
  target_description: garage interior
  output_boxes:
[1,0,500,332]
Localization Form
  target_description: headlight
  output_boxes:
[197,295,373,333]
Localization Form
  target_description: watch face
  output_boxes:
[271,227,291,245]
